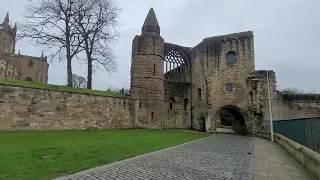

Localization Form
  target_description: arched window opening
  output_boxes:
[24,77,33,82]
[169,97,175,110]
[28,60,34,68]
[226,51,236,65]
[151,112,154,119]
[184,98,188,111]
[226,83,233,93]
[198,88,202,100]
[164,49,187,80]
[139,101,142,108]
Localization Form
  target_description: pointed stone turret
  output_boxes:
[131,7,164,129]
[4,12,9,23]
[142,8,160,35]
[13,22,17,33]
[41,50,44,57]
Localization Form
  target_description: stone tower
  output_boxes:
[0,12,17,54]
[130,8,165,128]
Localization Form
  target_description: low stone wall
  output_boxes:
[0,84,133,131]
[256,131,320,180]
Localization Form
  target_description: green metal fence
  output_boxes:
[273,117,320,153]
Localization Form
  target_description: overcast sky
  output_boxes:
[1,0,319,92]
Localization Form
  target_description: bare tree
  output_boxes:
[73,0,121,89]
[19,0,83,86]
[66,74,87,88]
[280,87,316,94]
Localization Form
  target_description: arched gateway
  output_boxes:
[130,8,320,135]
[215,105,248,135]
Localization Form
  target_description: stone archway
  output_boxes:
[199,116,206,132]
[215,105,248,135]
[24,77,33,82]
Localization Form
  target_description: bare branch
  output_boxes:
[72,0,121,89]
[66,73,87,88]
[20,0,83,86]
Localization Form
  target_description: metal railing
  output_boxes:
[269,117,320,153]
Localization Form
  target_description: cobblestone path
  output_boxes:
[54,134,253,180]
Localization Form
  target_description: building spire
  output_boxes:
[4,12,9,23]
[141,8,160,35]
[41,50,44,57]
[13,22,17,32]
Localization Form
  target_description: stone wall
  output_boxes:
[190,31,255,133]
[130,32,165,129]
[0,53,49,83]
[272,93,320,120]
[254,70,320,122]
[0,85,133,131]
[163,80,191,129]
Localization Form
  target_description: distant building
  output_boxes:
[0,12,49,83]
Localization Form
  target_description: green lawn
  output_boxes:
[0,129,208,180]
[0,78,126,98]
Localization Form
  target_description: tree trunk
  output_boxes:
[87,59,92,89]
[65,17,73,87]
[66,52,73,87]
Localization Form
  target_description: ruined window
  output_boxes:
[226,51,236,65]
[198,88,202,100]
[8,71,11,78]
[184,98,188,111]
[139,101,142,108]
[28,60,34,68]
[164,49,187,80]
[24,77,33,82]
[226,83,233,92]
[169,97,175,110]
[151,112,154,119]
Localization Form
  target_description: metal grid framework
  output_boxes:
[164,49,187,80]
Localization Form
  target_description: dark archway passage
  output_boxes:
[217,105,248,135]
[200,116,206,132]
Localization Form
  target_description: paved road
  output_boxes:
[54,134,253,180]
[217,128,236,134]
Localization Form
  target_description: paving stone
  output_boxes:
[252,137,316,180]
[53,134,253,180]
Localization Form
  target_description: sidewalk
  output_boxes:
[253,137,315,180]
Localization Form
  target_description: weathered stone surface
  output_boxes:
[0,85,132,131]
[0,13,49,83]
[130,8,320,135]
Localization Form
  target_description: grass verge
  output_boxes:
[0,78,126,98]
[0,129,208,180]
